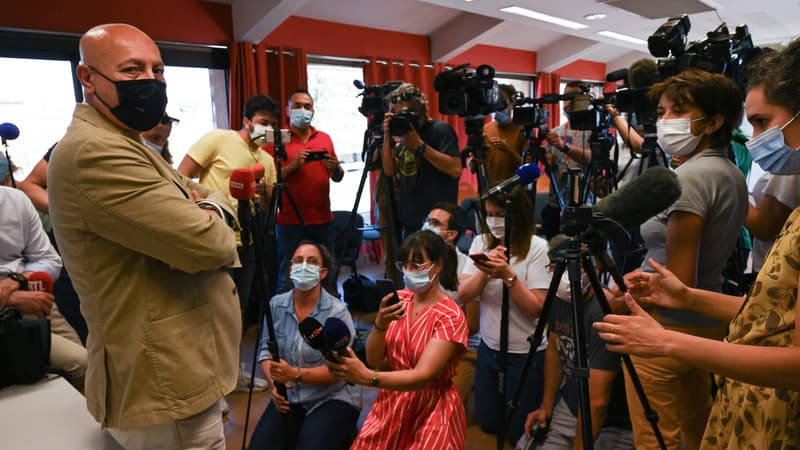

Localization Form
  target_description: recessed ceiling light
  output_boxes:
[597,30,647,45]
[501,6,588,30]
[584,13,607,21]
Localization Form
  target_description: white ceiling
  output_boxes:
[216,0,800,73]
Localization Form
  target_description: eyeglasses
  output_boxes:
[390,92,418,104]
[395,261,432,272]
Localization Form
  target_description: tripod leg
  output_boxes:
[581,257,667,450]
[566,255,594,450]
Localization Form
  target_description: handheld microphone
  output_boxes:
[251,163,265,182]
[322,317,351,359]
[592,166,681,230]
[299,317,338,362]
[229,168,256,201]
[26,272,54,294]
[481,163,540,200]
[353,80,365,90]
[0,122,20,145]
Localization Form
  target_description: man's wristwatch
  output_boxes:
[8,272,27,291]
[416,143,426,156]
[503,273,518,288]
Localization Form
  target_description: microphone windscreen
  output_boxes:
[606,68,629,83]
[251,163,265,181]
[353,80,365,90]
[322,317,351,353]
[0,122,20,140]
[27,272,54,294]
[515,163,541,185]
[593,166,681,229]
[433,69,461,92]
[229,168,255,201]
[299,317,326,350]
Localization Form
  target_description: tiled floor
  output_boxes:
[223,257,514,449]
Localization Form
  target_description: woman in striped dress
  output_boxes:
[327,230,468,449]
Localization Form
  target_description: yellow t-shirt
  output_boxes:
[187,129,277,210]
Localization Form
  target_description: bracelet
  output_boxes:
[294,367,302,383]
[373,320,387,332]
[370,371,381,387]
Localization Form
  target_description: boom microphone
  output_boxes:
[606,68,629,84]
[592,166,681,230]
[26,272,54,294]
[481,163,541,200]
[322,317,351,359]
[299,317,338,362]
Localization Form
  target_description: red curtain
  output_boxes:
[228,42,308,129]
[536,72,561,130]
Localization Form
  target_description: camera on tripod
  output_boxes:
[648,14,755,91]
[355,79,403,136]
[567,92,613,133]
[511,92,550,128]
[433,63,507,118]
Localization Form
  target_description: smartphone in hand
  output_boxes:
[469,253,490,264]
[376,279,400,306]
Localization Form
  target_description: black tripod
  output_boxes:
[241,132,304,450]
[504,170,666,450]
[579,128,619,206]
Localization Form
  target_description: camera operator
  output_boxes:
[380,83,461,237]
[484,84,524,185]
[545,81,593,176]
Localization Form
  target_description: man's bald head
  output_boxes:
[77,24,165,132]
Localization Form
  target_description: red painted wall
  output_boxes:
[0,0,233,45]
[263,16,431,62]
[447,44,536,74]
[555,59,607,81]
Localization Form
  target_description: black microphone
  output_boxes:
[299,317,338,362]
[353,80,365,90]
[592,166,681,230]
[0,122,20,145]
[322,317,351,359]
[481,163,541,200]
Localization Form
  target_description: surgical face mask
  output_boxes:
[746,110,800,175]
[485,216,505,240]
[656,117,705,157]
[144,140,163,154]
[290,262,321,291]
[403,266,437,294]
[421,221,442,235]
[91,66,167,132]
[555,272,591,301]
[290,108,313,128]
[494,109,512,125]
[250,124,272,145]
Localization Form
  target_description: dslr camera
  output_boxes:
[389,108,420,136]
[433,63,506,118]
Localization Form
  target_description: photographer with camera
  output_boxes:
[380,83,461,237]
[545,81,593,175]
[484,84,525,185]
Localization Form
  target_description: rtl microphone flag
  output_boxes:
[251,163,265,182]
[27,272,54,294]
[229,168,256,201]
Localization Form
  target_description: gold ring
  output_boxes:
[610,333,617,344]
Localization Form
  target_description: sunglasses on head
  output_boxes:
[390,92,419,104]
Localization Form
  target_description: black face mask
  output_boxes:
[90,66,168,131]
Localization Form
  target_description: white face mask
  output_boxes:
[555,272,591,301]
[657,117,705,157]
[485,216,505,240]
[250,124,272,145]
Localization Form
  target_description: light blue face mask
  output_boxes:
[746,110,800,175]
[494,109,512,125]
[290,108,313,128]
[421,221,442,235]
[144,140,163,155]
[403,266,437,294]
[290,262,321,291]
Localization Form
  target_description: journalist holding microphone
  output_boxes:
[597,37,800,450]
[248,241,361,450]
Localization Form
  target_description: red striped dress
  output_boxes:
[352,289,468,450]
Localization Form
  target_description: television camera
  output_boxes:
[354,79,403,140]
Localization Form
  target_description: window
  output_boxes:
[495,76,534,98]
[307,62,372,217]
[0,57,76,179]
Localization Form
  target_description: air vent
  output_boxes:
[598,0,714,20]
